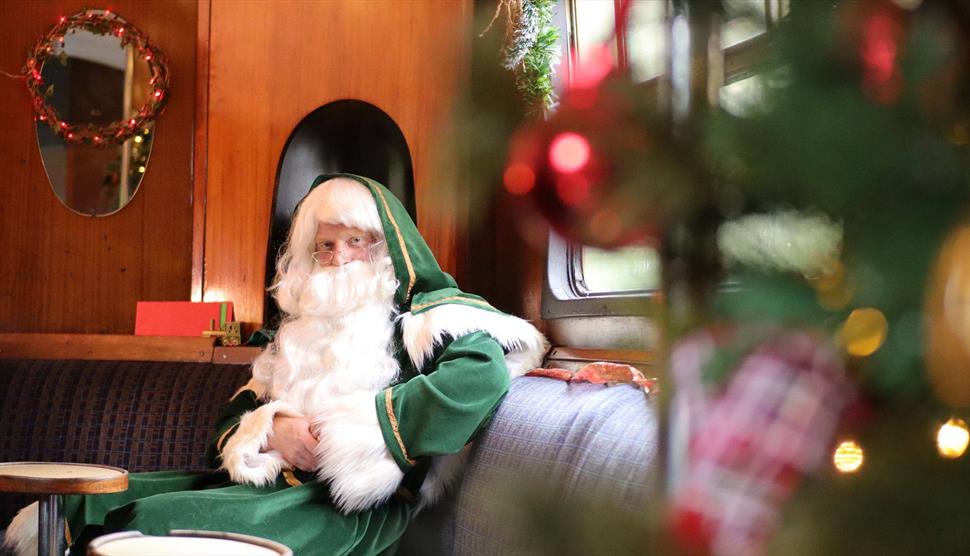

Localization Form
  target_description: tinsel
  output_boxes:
[717,211,843,276]
[503,0,539,70]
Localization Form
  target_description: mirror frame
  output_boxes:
[24,9,170,147]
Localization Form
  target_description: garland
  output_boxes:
[23,9,171,147]
[486,0,559,117]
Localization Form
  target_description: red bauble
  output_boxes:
[504,72,696,249]
[837,0,910,105]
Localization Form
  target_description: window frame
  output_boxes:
[543,0,784,320]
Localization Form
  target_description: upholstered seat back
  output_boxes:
[0,359,250,526]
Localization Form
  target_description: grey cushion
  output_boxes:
[443,376,658,555]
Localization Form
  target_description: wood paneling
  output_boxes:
[0,1,198,333]
[202,0,470,331]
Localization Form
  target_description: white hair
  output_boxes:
[271,177,385,316]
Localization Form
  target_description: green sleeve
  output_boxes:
[375,330,510,471]
[204,388,264,468]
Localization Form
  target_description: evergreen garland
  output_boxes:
[494,0,559,117]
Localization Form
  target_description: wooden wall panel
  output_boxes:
[203,0,470,330]
[0,0,197,333]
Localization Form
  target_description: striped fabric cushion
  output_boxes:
[0,359,250,527]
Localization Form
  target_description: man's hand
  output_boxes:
[266,414,319,472]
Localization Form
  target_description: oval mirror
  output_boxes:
[28,10,169,216]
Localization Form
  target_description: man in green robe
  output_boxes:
[3,174,547,556]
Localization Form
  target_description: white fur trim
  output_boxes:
[418,447,472,510]
[312,391,404,513]
[220,400,300,487]
[3,501,37,556]
[400,304,548,379]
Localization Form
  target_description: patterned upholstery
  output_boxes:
[0,359,250,527]
[1,363,659,556]
[399,376,659,556]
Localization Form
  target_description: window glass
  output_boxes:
[721,0,767,49]
[626,0,667,82]
[579,244,661,293]
[574,0,618,64]
[550,0,785,302]
[720,66,788,117]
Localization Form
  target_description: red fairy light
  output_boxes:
[59,122,67,128]
[66,132,74,139]
[549,132,591,174]
[58,16,66,23]
[144,54,152,61]
[153,90,162,99]
[858,7,905,104]
[129,119,136,126]
[38,114,46,121]
[503,163,536,195]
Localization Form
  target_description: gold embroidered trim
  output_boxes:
[384,388,415,466]
[410,295,494,313]
[216,422,240,452]
[371,182,416,302]
[282,469,302,487]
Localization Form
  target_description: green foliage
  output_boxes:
[706,1,970,401]
[770,407,970,555]
[512,0,558,117]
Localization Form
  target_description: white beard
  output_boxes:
[252,258,400,416]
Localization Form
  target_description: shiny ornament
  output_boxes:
[925,224,970,407]
[505,72,696,248]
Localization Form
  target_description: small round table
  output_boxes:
[0,462,128,556]
[88,530,293,556]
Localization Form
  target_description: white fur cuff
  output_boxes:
[3,501,38,556]
[221,400,299,487]
[313,391,404,513]
[401,304,548,379]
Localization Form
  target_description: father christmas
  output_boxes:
[3,174,547,555]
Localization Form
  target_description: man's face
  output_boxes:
[313,222,379,267]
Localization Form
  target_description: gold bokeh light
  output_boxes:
[937,418,970,459]
[840,308,888,357]
[833,440,864,473]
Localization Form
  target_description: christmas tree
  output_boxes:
[461,0,970,554]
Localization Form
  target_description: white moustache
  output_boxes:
[297,259,396,317]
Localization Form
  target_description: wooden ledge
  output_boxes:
[0,334,217,363]
[546,347,654,366]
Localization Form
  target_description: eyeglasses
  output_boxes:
[311,239,385,266]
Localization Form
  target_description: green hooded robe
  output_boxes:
[59,175,547,555]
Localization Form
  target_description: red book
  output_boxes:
[134,301,234,336]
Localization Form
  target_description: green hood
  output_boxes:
[309,174,498,316]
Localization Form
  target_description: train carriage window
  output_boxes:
[544,0,789,320]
